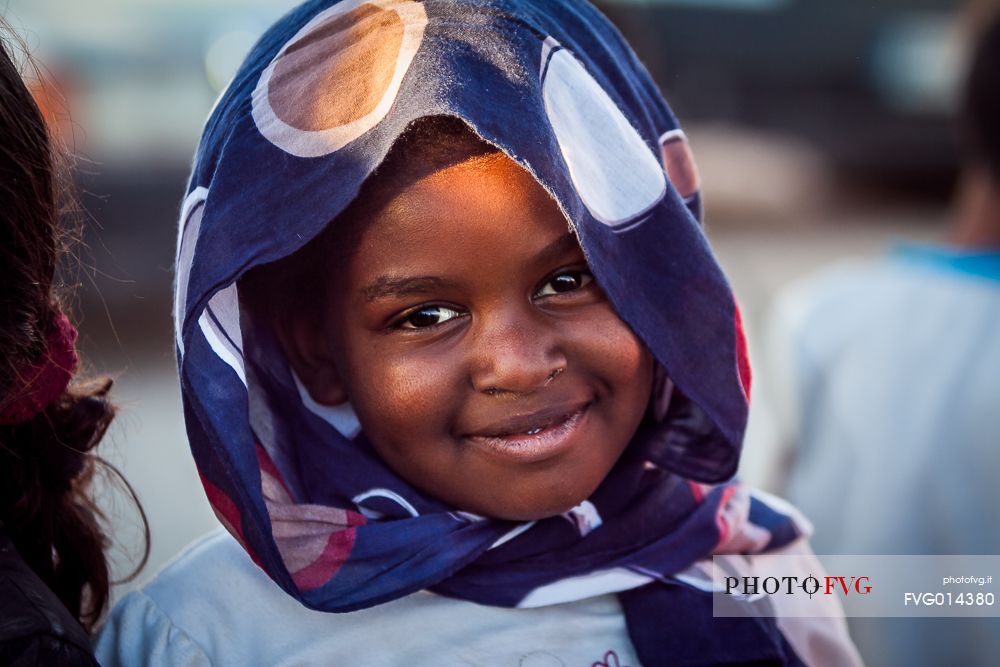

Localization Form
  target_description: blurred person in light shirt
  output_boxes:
[765,7,1000,667]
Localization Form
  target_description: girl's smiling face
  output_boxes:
[287,150,654,520]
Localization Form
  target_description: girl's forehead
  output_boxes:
[350,116,505,213]
[348,151,573,270]
[331,121,566,260]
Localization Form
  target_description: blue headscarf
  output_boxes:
[174,1,807,663]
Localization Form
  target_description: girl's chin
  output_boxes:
[467,487,600,523]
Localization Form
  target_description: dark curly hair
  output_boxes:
[0,23,148,632]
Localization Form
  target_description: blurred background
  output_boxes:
[4,0,992,662]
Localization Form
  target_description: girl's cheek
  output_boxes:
[574,308,651,375]
[362,349,458,426]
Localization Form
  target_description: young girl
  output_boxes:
[0,24,146,666]
[97,1,860,665]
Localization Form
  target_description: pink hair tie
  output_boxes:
[0,312,79,426]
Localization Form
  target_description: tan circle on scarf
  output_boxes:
[252,0,427,158]
[659,129,700,199]
[269,4,405,132]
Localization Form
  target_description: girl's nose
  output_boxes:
[468,309,567,397]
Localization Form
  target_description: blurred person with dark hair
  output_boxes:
[0,23,147,666]
[766,10,1000,667]
[955,6,1000,250]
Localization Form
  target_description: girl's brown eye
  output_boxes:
[398,305,462,329]
[536,270,593,297]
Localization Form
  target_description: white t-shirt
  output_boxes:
[95,530,641,667]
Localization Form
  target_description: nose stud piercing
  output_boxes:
[484,367,564,396]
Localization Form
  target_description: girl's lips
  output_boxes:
[464,400,592,438]
[462,402,592,463]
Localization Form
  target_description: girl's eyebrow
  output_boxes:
[361,233,580,303]
[362,275,460,303]
[532,232,583,268]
